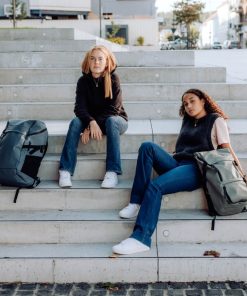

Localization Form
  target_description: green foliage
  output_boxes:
[136,36,144,46]
[173,0,204,48]
[189,25,200,48]
[106,21,120,38]
[107,37,125,45]
[10,0,27,19]
[173,0,205,25]
[106,21,126,44]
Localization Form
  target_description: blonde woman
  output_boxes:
[59,45,128,188]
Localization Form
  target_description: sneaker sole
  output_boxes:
[119,215,137,219]
[101,184,118,189]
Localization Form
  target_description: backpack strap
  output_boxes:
[211,215,216,231]
[32,177,40,188]
[201,162,217,217]
[201,163,218,231]
[14,187,21,203]
[23,144,47,154]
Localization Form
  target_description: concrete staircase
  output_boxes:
[0,28,247,283]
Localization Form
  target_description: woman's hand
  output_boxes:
[80,127,90,145]
[89,120,103,141]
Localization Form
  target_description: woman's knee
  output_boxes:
[105,116,128,135]
[138,142,155,154]
[68,117,83,133]
[105,116,117,129]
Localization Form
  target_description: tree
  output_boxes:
[173,0,204,48]
[10,0,27,28]
[189,25,200,48]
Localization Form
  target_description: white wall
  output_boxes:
[0,18,159,46]
[29,0,91,11]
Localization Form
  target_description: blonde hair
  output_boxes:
[81,45,117,99]
[179,88,228,119]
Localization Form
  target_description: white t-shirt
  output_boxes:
[211,117,230,148]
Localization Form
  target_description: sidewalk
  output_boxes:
[195,49,247,83]
[1,282,247,296]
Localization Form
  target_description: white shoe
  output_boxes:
[101,171,118,188]
[119,203,140,219]
[112,238,150,255]
[59,170,72,188]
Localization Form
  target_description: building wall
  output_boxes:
[91,0,156,18]
[29,0,91,12]
[239,0,247,47]
[0,0,91,17]
[0,18,158,46]
[0,0,29,17]
[200,0,242,47]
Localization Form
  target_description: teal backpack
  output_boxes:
[0,120,48,201]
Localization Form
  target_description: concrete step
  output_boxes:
[0,100,246,120]
[0,28,75,40]
[157,242,247,282]
[0,180,206,211]
[0,67,226,84]
[0,119,153,154]
[0,242,246,282]
[0,51,195,68]
[1,120,247,154]
[0,209,246,244]
[39,152,247,180]
[0,40,96,52]
[39,154,137,180]
[1,83,246,102]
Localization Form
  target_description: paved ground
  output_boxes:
[195,49,247,83]
[1,282,247,296]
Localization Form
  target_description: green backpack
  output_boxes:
[194,148,247,218]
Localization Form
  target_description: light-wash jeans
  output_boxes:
[59,116,128,175]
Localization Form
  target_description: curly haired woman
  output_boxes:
[113,88,245,255]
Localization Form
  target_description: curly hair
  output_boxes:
[81,45,117,99]
[179,88,228,119]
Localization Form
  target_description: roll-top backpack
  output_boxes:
[194,148,247,227]
[0,120,48,201]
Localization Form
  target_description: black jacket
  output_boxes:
[74,72,128,133]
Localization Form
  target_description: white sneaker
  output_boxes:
[101,171,118,188]
[112,238,150,255]
[119,203,140,219]
[59,170,72,188]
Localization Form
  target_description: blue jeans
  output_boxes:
[59,116,128,175]
[129,142,201,247]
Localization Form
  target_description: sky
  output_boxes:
[155,0,225,13]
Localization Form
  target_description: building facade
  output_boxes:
[90,0,156,18]
[200,0,247,48]
[0,0,158,46]
[239,0,247,47]
[0,0,91,19]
